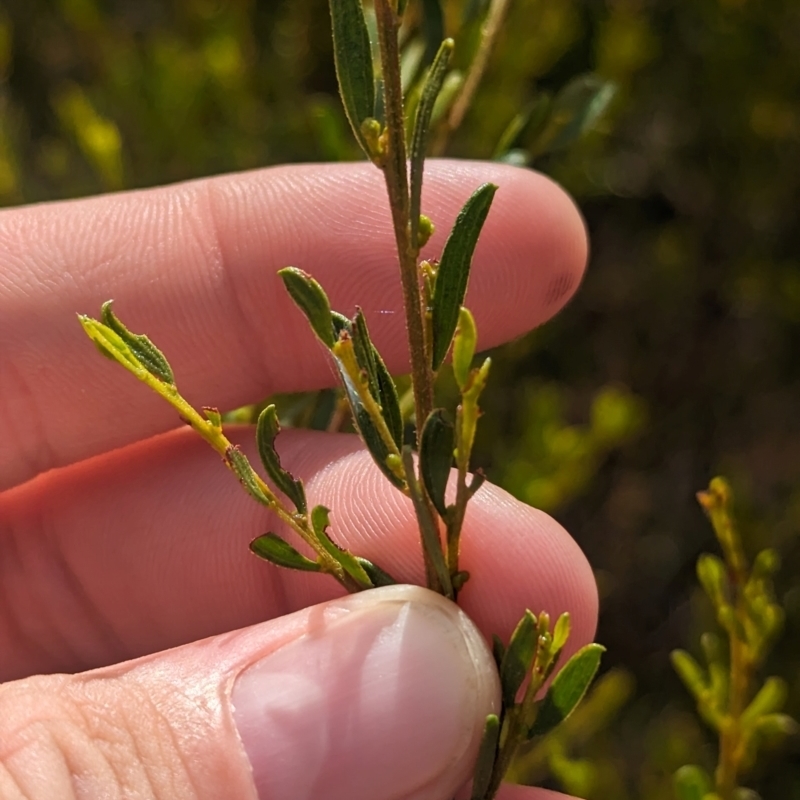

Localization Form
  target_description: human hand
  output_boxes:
[0,160,596,800]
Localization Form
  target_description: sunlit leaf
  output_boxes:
[528,643,605,738]
[99,301,174,384]
[256,405,307,513]
[250,533,321,572]
[202,406,222,429]
[452,307,477,390]
[278,267,336,348]
[431,183,497,370]
[224,445,273,507]
[419,409,455,517]
[328,0,376,156]
[333,337,405,489]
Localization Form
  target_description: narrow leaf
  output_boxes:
[431,184,497,370]
[79,315,143,373]
[500,610,538,706]
[410,38,454,246]
[452,307,477,390]
[202,407,222,429]
[333,336,405,489]
[673,765,713,800]
[351,309,381,403]
[224,446,273,507]
[250,533,321,572]
[528,643,605,738]
[278,267,336,348]
[328,0,376,156]
[373,350,404,448]
[100,301,175,383]
[470,714,500,800]
[419,409,455,517]
[311,505,374,588]
[256,405,307,514]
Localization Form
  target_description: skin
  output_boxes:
[0,160,595,799]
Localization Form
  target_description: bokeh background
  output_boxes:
[1,0,799,796]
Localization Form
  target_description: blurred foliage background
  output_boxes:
[1,0,799,796]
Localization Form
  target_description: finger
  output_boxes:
[0,160,587,489]
[0,427,598,682]
[0,586,499,800]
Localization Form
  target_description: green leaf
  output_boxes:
[673,765,713,800]
[528,643,605,738]
[671,649,709,702]
[356,556,398,587]
[224,446,273,507]
[409,38,454,246]
[333,335,405,489]
[373,349,404,448]
[350,309,403,447]
[552,612,572,654]
[431,183,497,370]
[278,267,336,348]
[696,553,730,610]
[250,533,321,572]
[256,405,307,514]
[328,0,376,157]
[419,409,455,517]
[311,505,373,588]
[532,74,616,156]
[741,677,788,725]
[351,309,381,400]
[500,610,538,707]
[452,307,477,390]
[470,714,500,800]
[99,301,175,383]
[202,407,222,429]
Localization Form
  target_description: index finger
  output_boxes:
[0,160,587,490]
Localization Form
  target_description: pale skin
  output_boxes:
[0,160,596,800]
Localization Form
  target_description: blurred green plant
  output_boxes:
[672,478,798,800]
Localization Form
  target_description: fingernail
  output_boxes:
[232,585,499,800]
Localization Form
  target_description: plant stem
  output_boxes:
[435,0,513,154]
[373,0,433,443]
[716,579,753,798]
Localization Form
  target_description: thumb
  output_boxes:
[0,585,500,800]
